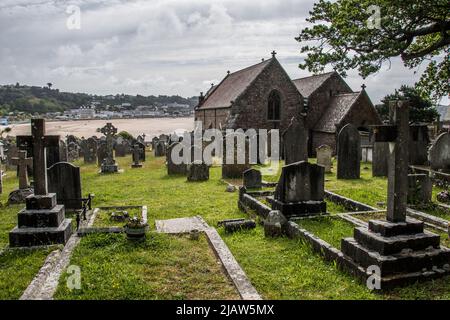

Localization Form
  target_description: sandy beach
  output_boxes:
[1,117,195,140]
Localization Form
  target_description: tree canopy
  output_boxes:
[376,85,439,123]
[296,0,449,101]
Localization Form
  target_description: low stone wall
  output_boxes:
[325,190,378,212]
[238,190,271,219]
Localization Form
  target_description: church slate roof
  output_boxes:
[197,59,272,110]
[313,92,362,133]
[292,72,335,98]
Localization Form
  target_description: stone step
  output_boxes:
[17,205,65,228]
[342,237,450,277]
[368,218,424,237]
[354,227,441,255]
[9,219,72,247]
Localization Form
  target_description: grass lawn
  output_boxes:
[54,232,239,300]
[0,168,56,300]
[1,152,449,299]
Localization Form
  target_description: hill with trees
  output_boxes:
[0,83,198,116]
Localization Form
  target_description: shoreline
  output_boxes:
[2,117,195,139]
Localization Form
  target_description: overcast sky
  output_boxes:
[0,0,447,105]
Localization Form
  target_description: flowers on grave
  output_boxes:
[125,216,148,229]
[110,210,130,222]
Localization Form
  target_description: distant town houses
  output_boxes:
[45,101,194,121]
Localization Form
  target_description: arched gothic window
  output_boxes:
[268,90,281,121]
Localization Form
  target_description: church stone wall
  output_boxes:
[230,59,304,132]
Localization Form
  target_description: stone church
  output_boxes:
[194,53,381,155]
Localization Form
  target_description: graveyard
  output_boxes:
[0,111,449,300]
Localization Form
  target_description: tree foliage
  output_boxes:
[297,0,450,101]
[377,85,439,123]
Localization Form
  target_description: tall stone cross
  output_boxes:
[11,150,32,189]
[19,119,60,196]
[372,100,410,222]
[100,123,117,163]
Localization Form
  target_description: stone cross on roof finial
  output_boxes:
[271,50,277,58]
[361,84,367,90]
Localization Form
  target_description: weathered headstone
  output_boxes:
[11,150,32,189]
[131,144,143,168]
[151,137,159,150]
[282,116,308,165]
[9,119,72,247]
[187,161,209,182]
[48,162,82,210]
[100,123,119,173]
[59,140,68,162]
[97,141,107,167]
[268,161,326,217]
[243,169,262,189]
[316,145,332,173]
[114,142,127,157]
[67,142,80,162]
[429,132,450,173]
[154,141,166,157]
[264,210,288,237]
[5,145,18,170]
[372,141,389,177]
[409,124,430,166]
[167,142,186,175]
[337,124,361,179]
[341,101,450,288]
[407,173,432,204]
[136,141,146,161]
[83,138,97,164]
[222,133,251,179]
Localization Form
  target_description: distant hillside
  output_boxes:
[0,83,198,116]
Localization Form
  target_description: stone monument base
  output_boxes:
[9,193,72,247]
[131,163,143,168]
[187,163,209,182]
[101,163,119,173]
[340,218,450,289]
[267,196,327,217]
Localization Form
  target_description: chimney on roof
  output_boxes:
[198,92,205,106]
[262,58,265,62]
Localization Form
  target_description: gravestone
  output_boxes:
[8,151,34,204]
[341,101,450,288]
[267,161,326,217]
[83,137,97,164]
[167,142,187,175]
[136,141,146,161]
[5,145,18,170]
[409,124,430,166]
[337,124,361,179]
[243,169,262,189]
[67,142,80,162]
[316,145,332,173]
[131,144,143,168]
[407,173,432,204]
[100,123,119,173]
[9,119,72,247]
[154,141,166,157]
[59,140,68,162]
[372,141,389,177]
[0,142,4,160]
[282,116,308,165]
[151,137,159,150]
[264,210,288,238]
[48,162,82,210]
[114,142,127,157]
[222,133,251,179]
[11,150,32,189]
[159,134,169,143]
[97,141,107,167]
[429,132,450,173]
[187,163,209,182]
